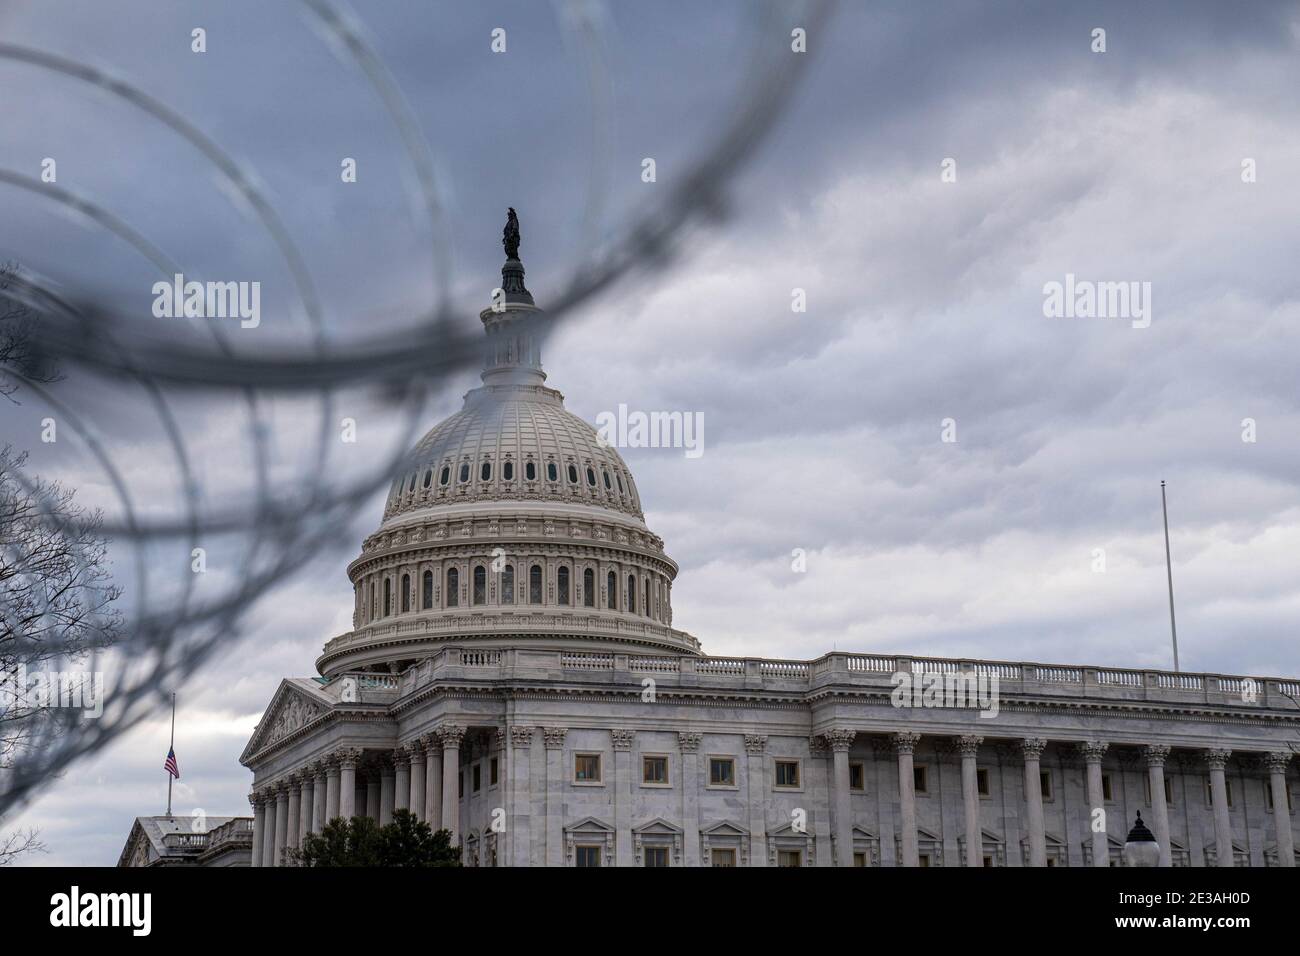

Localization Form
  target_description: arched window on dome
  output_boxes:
[586,467,596,487]
[401,574,411,613]
[526,461,536,481]
[503,460,514,481]
[546,461,558,482]
[607,571,616,610]
[567,463,579,484]
[626,574,636,614]
[423,469,432,489]
[583,568,595,607]
[440,465,450,486]
[473,565,486,605]
[458,462,470,483]
[529,564,543,604]
[370,582,376,621]
[480,461,492,482]
[557,566,570,605]
[422,570,433,610]
[501,564,514,605]
[446,567,459,607]
[602,469,611,490]
[644,579,650,617]
[616,472,624,494]
[384,578,392,617]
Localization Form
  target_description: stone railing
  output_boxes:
[383,646,1300,712]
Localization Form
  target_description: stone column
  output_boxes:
[680,732,702,867]
[312,764,327,832]
[543,727,566,866]
[745,735,767,867]
[440,724,465,846]
[381,758,397,825]
[1144,745,1172,867]
[957,735,983,867]
[286,776,302,857]
[325,759,341,823]
[612,730,635,866]
[272,785,289,866]
[365,770,381,821]
[1266,752,1294,867]
[423,733,442,829]
[894,731,922,867]
[394,747,411,817]
[1080,741,1109,867]
[262,789,278,866]
[827,729,856,867]
[1205,749,1234,867]
[408,740,426,823]
[338,749,359,820]
[510,727,533,867]
[299,771,314,845]
[1021,738,1048,867]
[250,794,265,868]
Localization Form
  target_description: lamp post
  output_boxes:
[1123,812,1160,867]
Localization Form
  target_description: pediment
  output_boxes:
[768,821,812,839]
[701,820,749,838]
[565,816,615,835]
[240,679,332,764]
[633,817,683,836]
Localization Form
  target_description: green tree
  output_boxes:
[293,810,462,867]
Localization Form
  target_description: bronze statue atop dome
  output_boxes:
[503,207,521,260]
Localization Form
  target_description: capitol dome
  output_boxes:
[317,221,699,676]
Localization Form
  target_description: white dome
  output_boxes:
[383,382,644,523]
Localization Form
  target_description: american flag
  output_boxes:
[164,746,180,779]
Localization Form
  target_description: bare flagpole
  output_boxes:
[1161,481,1180,672]
[166,691,176,817]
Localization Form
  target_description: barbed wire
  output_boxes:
[0,0,833,817]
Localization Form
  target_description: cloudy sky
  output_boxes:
[2,0,1299,865]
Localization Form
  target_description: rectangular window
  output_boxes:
[852,851,867,868]
[976,768,990,796]
[644,847,670,868]
[1264,781,1293,812]
[709,757,736,787]
[458,770,464,799]
[913,765,928,794]
[1165,777,1174,806]
[575,845,601,868]
[643,755,669,786]
[1039,770,1053,800]
[983,855,993,868]
[918,854,931,867]
[574,753,602,784]
[777,850,801,868]
[1101,773,1113,802]
[1205,778,1235,808]
[490,756,499,787]
[472,764,481,793]
[711,848,736,868]
[849,762,865,791]
[775,760,801,789]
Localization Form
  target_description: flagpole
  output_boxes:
[1161,481,1180,673]
[166,691,176,817]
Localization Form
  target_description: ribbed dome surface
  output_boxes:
[384,382,644,521]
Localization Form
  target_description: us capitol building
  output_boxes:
[241,219,1300,868]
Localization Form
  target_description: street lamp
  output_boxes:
[1123,812,1160,867]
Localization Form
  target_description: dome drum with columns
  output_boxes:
[319,227,698,677]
